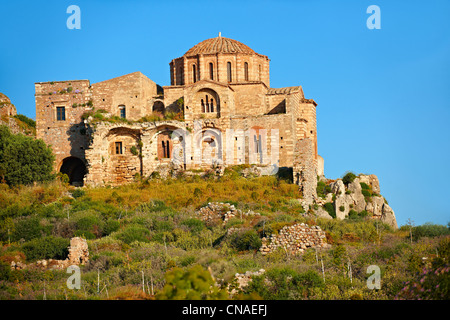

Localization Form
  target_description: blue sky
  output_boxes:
[0,0,449,227]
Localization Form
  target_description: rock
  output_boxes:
[330,180,345,195]
[366,196,385,217]
[359,174,380,194]
[381,203,398,229]
[347,178,366,212]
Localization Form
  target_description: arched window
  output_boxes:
[244,62,249,81]
[178,67,183,85]
[192,65,197,83]
[258,65,262,81]
[209,63,214,80]
[201,99,205,113]
[119,105,126,119]
[227,62,232,82]
[210,99,214,112]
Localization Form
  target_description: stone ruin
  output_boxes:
[195,202,260,225]
[259,223,329,256]
[10,237,89,271]
[228,269,266,295]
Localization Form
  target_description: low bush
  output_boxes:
[230,229,261,251]
[342,172,357,185]
[21,236,69,261]
[115,225,151,244]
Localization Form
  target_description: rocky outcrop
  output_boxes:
[313,174,397,229]
[259,223,329,256]
[10,237,89,271]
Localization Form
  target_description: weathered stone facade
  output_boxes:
[35,35,319,188]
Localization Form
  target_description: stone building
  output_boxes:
[35,35,322,187]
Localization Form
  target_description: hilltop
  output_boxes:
[0,170,448,300]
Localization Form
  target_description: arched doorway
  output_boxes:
[60,157,86,186]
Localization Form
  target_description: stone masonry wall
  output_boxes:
[259,223,328,256]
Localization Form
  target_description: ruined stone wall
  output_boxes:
[293,138,318,205]
[35,80,92,170]
[259,223,328,256]
[91,72,157,120]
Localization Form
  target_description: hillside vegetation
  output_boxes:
[0,172,449,300]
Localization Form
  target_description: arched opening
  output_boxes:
[227,62,232,82]
[59,157,86,186]
[244,62,249,81]
[209,62,214,80]
[192,65,197,83]
[195,88,220,116]
[196,129,223,167]
[153,101,165,114]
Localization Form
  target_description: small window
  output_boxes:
[192,65,197,83]
[244,62,249,81]
[209,62,214,80]
[119,105,126,118]
[254,135,262,154]
[227,62,232,82]
[56,107,65,121]
[162,141,170,158]
[258,64,262,81]
[115,142,123,154]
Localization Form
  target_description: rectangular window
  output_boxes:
[56,107,66,121]
[119,106,126,118]
[115,142,123,154]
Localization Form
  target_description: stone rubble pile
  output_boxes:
[10,237,89,271]
[228,269,266,295]
[260,223,328,256]
[195,202,260,225]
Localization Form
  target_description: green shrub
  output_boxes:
[103,219,120,236]
[21,236,69,261]
[180,218,205,234]
[323,202,336,218]
[13,114,36,128]
[361,189,372,197]
[339,206,345,212]
[156,265,228,300]
[342,172,356,185]
[411,223,450,241]
[74,230,96,240]
[115,225,150,244]
[230,229,261,251]
[360,182,370,190]
[130,146,139,156]
[12,217,42,242]
[71,189,85,199]
[0,125,55,186]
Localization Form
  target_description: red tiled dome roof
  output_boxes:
[184,36,256,56]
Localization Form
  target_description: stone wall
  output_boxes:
[293,138,318,209]
[10,237,89,271]
[259,223,328,256]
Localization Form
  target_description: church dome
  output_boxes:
[184,35,256,56]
